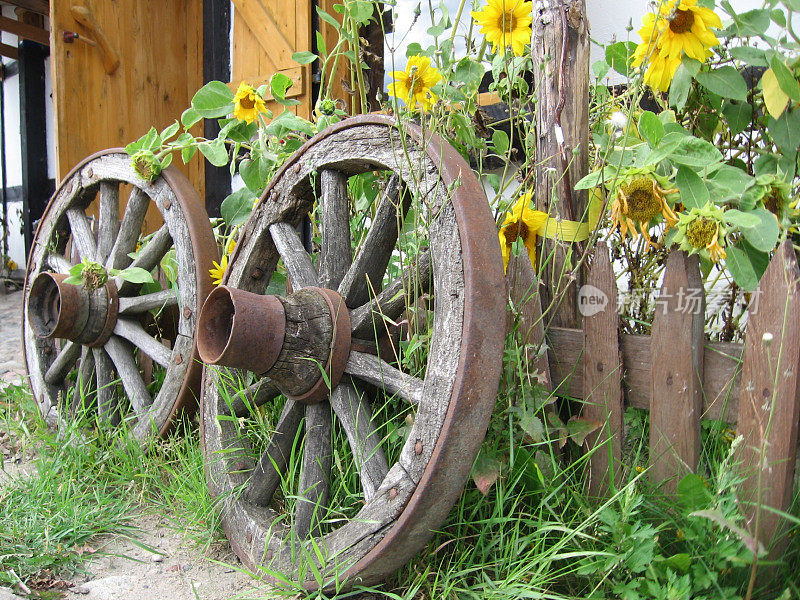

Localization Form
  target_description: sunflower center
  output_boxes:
[504,220,529,244]
[686,217,717,248]
[669,9,695,34]
[622,177,662,223]
[239,95,256,110]
[499,11,516,35]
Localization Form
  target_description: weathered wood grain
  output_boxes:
[581,243,623,496]
[46,253,73,274]
[269,221,318,289]
[339,175,405,308]
[737,241,800,556]
[96,181,120,263]
[649,252,705,493]
[344,350,424,405]
[245,399,303,506]
[104,336,153,415]
[107,186,149,270]
[44,340,81,385]
[113,318,172,368]
[66,207,98,260]
[295,403,332,539]
[319,168,352,290]
[118,288,178,315]
[227,378,281,418]
[93,347,120,425]
[330,379,389,502]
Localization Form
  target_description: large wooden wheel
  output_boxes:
[23,150,217,440]
[198,116,505,588]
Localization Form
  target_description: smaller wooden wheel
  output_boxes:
[199,116,505,589]
[23,150,217,439]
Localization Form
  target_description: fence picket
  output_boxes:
[506,251,551,388]
[582,242,623,496]
[649,251,705,492]
[737,240,800,556]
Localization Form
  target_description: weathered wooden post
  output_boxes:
[532,0,590,329]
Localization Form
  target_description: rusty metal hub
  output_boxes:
[197,285,351,404]
[27,271,119,348]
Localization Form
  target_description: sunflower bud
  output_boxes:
[672,202,727,263]
[132,150,162,182]
[81,261,108,291]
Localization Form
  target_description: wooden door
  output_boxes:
[230,0,312,119]
[50,0,204,194]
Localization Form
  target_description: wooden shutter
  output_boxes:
[231,0,312,119]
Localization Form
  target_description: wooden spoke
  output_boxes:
[330,379,389,502]
[46,253,73,274]
[107,187,150,270]
[44,341,81,385]
[319,169,351,289]
[66,207,98,260]
[93,347,120,425]
[294,403,332,539]
[350,249,432,338]
[118,288,178,315]
[339,175,405,308]
[269,222,318,289]
[228,378,281,418]
[113,318,172,368]
[104,336,154,414]
[69,348,96,417]
[244,400,304,506]
[114,223,172,294]
[345,350,424,405]
[96,181,120,263]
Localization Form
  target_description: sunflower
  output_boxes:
[232,82,267,124]
[610,174,678,248]
[753,173,794,226]
[498,192,548,271]
[672,202,727,262]
[632,0,721,91]
[388,56,442,112]
[471,0,533,57]
[209,254,228,286]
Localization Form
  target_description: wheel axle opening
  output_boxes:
[28,272,90,340]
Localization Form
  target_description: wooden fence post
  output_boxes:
[582,242,623,496]
[649,251,705,493]
[737,240,800,556]
[532,0,590,329]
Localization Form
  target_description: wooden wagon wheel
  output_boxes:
[198,115,505,588]
[23,150,217,440]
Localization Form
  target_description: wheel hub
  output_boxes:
[28,272,119,348]
[197,285,351,404]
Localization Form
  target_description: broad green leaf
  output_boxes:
[221,187,256,227]
[160,121,180,140]
[315,31,327,56]
[605,41,636,77]
[708,165,755,200]
[239,157,264,192]
[181,144,197,164]
[668,136,722,168]
[732,8,771,36]
[729,46,768,67]
[741,206,780,252]
[768,108,800,153]
[292,51,318,65]
[638,111,664,147]
[566,417,601,446]
[723,209,761,229]
[761,68,791,119]
[117,267,155,284]
[453,57,485,92]
[592,59,610,80]
[676,166,709,209]
[694,66,748,101]
[643,131,685,165]
[726,239,769,291]
[347,0,373,24]
[574,170,605,191]
[472,452,502,496]
[191,81,234,118]
[491,129,509,155]
[662,553,692,573]
[270,73,298,106]
[316,7,340,30]
[722,99,753,135]
[769,55,800,102]
[678,473,713,511]
[198,139,229,167]
[669,62,693,110]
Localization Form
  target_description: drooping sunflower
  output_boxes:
[233,82,268,124]
[632,0,721,91]
[498,192,548,271]
[610,173,678,248]
[388,55,443,112]
[672,202,727,262]
[471,0,533,57]
[209,254,228,286]
[753,173,794,226]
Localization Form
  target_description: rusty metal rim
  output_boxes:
[289,287,352,404]
[22,149,218,439]
[27,271,89,340]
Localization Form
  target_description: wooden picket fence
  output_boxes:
[505,240,800,555]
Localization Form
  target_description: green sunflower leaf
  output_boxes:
[726,239,769,291]
[694,66,748,102]
[676,166,709,209]
[191,81,234,118]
